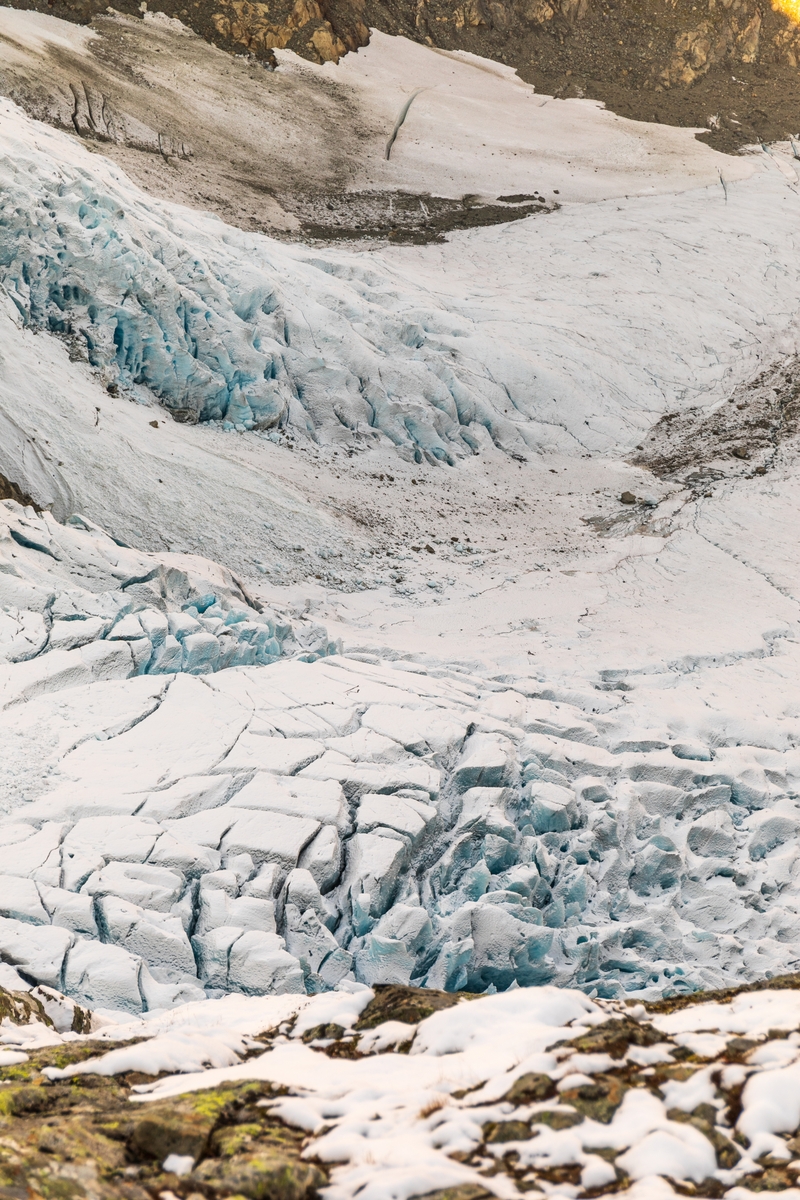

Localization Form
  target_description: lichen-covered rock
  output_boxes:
[0,1033,327,1200]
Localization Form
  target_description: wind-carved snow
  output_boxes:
[2,573,800,1015]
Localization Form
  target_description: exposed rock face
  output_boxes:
[4,0,800,149]
[209,0,366,63]
[355,0,800,150]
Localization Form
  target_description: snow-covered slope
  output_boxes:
[0,8,754,230]
[5,972,800,1198]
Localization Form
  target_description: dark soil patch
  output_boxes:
[285,190,554,244]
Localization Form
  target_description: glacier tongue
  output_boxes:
[0,97,534,461]
[2,547,800,1015]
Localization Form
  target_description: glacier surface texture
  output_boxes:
[1,514,799,1017]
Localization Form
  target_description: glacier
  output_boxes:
[1,13,800,1079]
[5,14,800,1199]
[3,87,800,481]
[2,510,800,1019]
[0,96,538,462]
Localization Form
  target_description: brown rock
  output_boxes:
[310,21,348,59]
[560,1016,663,1058]
[503,1072,557,1104]
[559,1074,627,1123]
[128,1104,216,1162]
[738,10,762,61]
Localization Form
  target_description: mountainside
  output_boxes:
[3,0,800,150]
[4,0,800,1192]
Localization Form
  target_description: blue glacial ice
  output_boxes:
[0,500,337,676]
[0,99,540,462]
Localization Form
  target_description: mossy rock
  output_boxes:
[559,1074,627,1124]
[483,1119,532,1143]
[193,1146,326,1199]
[558,1016,662,1059]
[301,1023,345,1043]
[128,1102,218,1161]
[0,1066,320,1200]
[411,1187,494,1200]
[38,1113,128,1168]
[503,1072,557,1105]
[530,1109,584,1130]
[667,1105,740,1168]
[736,1166,798,1190]
[354,984,465,1030]
[212,1123,266,1158]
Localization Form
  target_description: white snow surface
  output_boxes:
[6,975,800,1197]
[301,30,755,203]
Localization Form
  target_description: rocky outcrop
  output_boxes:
[210,0,366,64]
[3,0,800,152]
